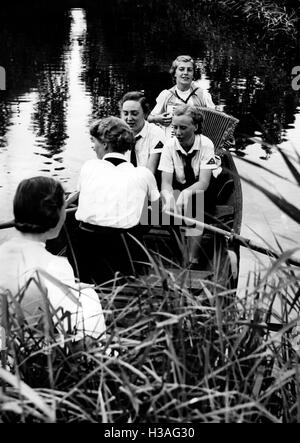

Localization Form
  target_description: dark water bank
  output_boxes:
[0,1,299,216]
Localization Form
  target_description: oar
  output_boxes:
[0,220,15,230]
[1,205,299,268]
[0,191,80,231]
[0,207,77,231]
[164,210,300,268]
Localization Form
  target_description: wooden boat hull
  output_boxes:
[46,148,242,291]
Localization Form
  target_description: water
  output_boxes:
[0,4,299,287]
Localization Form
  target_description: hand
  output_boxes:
[176,190,188,212]
[176,190,194,225]
[158,112,172,127]
[162,192,176,213]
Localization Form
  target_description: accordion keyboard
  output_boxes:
[198,107,239,152]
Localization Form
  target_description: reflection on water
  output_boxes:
[0,8,94,220]
[0,3,299,267]
[62,8,94,190]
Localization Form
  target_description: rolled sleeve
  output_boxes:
[144,169,160,201]
[200,138,221,170]
[150,90,169,115]
[158,142,174,174]
[203,91,215,109]
[150,127,165,154]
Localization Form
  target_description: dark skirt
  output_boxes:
[66,220,149,286]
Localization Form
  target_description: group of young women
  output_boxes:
[0,55,219,344]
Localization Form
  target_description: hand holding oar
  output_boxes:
[65,191,79,207]
[164,210,300,268]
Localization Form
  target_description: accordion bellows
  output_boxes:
[198,107,239,153]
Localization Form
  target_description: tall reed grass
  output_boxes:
[1,253,300,422]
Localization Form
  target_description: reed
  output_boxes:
[1,251,300,422]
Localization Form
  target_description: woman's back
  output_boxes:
[0,234,106,339]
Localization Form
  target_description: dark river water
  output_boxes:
[0,2,299,285]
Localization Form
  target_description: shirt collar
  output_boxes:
[175,86,192,96]
[103,152,128,161]
[135,121,148,139]
[175,135,200,155]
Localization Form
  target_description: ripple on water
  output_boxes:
[34,152,53,158]
[53,156,63,162]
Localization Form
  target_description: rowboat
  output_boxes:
[45,108,243,293]
[0,108,243,293]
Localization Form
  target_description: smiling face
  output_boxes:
[174,61,194,91]
[172,114,197,150]
[121,100,145,135]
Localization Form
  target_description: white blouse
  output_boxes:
[0,234,106,341]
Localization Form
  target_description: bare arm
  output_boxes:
[185,169,211,193]
[176,170,212,212]
[161,171,176,212]
[146,153,161,175]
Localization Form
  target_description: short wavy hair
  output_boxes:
[173,104,203,134]
[90,116,134,153]
[169,55,195,79]
[119,91,150,117]
[13,176,65,234]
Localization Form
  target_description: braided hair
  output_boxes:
[13,176,65,234]
[90,116,134,154]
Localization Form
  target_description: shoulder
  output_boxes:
[135,165,155,178]
[0,239,15,254]
[81,159,98,171]
[192,82,215,107]
[46,255,75,282]
[135,166,158,190]
[156,89,172,100]
[82,159,96,167]
[191,81,208,96]
[0,240,15,269]
[159,138,177,162]
[151,90,174,115]
[146,122,166,145]
[0,238,43,261]
[147,122,165,136]
[200,134,214,149]
[163,137,177,151]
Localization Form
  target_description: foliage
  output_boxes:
[207,0,298,39]
[1,257,300,423]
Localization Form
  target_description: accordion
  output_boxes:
[198,107,239,153]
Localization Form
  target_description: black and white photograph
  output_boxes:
[0,0,299,425]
